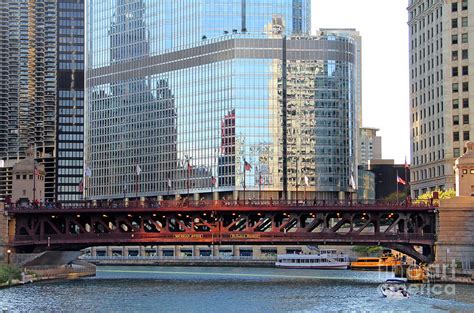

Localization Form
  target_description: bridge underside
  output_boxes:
[8,203,437,263]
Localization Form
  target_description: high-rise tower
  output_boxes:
[0,0,84,204]
[408,0,474,197]
[85,0,358,202]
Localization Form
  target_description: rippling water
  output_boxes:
[1,266,473,312]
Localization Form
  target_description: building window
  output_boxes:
[462,66,469,76]
[462,49,468,59]
[22,190,26,196]
[462,0,468,10]
[16,175,20,180]
[462,33,468,43]
[471,169,474,174]
[463,169,468,174]
[463,98,469,108]
[452,34,458,44]
[463,114,469,124]
[454,148,461,157]
[453,83,459,92]
[452,50,458,60]
[463,82,469,92]
[452,2,458,12]
[453,132,460,141]
[452,18,458,28]
[454,115,460,125]
[462,17,468,27]
[452,67,459,76]
[464,131,470,141]
[22,175,26,179]
[453,99,459,109]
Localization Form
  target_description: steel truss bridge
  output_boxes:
[6,200,438,263]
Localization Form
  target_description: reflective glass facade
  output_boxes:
[85,0,357,201]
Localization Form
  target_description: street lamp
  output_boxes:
[6,249,11,265]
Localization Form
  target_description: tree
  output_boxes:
[351,245,383,257]
[414,188,456,205]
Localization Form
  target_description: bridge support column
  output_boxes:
[436,197,474,267]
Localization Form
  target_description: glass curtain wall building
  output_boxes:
[0,0,84,205]
[85,0,358,201]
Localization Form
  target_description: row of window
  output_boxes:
[451,32,468,44]
[452,82,469,93]
[15,174,43,181]
[451,1,469,12]
[451,49,468,60]
[452,98,469,109]
[451,17,469,29]
[453,131,470,141]
[453,114,469,125]
[452,65,469,76]
[412,165,446,182]
[413,150,445,167]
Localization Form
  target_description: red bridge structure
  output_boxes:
[6,200,438,263]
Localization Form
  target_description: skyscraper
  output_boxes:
[85,0,358,202]
[408,0,473,197]
[0,0,84,204]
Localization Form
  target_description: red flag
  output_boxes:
[187,162,192,174]
[211,176,216,186]
[244,160,251,171]
[34,168,40,177]
[397,176,406,185]
[404,157,409,169]
[259,174,264,185]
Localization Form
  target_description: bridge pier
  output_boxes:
[436,197,474,268]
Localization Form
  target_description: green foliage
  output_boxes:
[351,245,383,257]
[415,188,456,205]
[0,265,21,285]
[367,246,383,255]
[384,189,410,202]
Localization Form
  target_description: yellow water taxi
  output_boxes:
[350,255,401,270]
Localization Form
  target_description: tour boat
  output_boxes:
[275,249,350,269]
[350,254,401,271]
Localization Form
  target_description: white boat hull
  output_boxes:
[275,262,349,270]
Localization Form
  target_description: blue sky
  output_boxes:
[312,0,409,164]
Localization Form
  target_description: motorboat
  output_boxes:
[378,279,410,299]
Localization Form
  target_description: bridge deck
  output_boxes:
[5,201,438,263]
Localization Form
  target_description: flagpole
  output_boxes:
[33,162,36,204]
[243,159,246,203]
[304,177,306,202]
[396,170,399,204]
[404,157,409,200]
[295,158,298,205]
[258,173,261,203]
[135,171,138,200]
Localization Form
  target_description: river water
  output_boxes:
[1,266,473,312]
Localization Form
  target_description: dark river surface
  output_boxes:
[1,266,473,312]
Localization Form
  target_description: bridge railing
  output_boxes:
[4,198,437,212]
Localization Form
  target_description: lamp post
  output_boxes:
[6,249,11,265]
